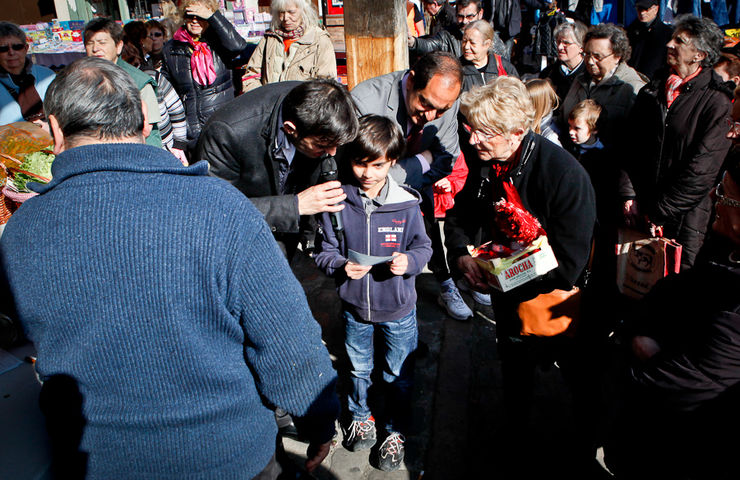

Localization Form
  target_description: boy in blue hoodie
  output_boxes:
[315,115,432,471]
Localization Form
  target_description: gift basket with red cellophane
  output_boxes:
[468,181,559,292]
[0,122,55,231]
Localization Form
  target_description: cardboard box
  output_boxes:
[470,236,558,292]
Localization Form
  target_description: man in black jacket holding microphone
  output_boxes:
[193,79,359,259]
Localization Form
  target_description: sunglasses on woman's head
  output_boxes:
[0,43,25,53]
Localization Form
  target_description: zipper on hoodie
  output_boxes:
[365,211,372,322]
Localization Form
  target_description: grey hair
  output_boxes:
[553,20,587,48]
[44,57,144,143]
[463,20,494,44]
[673,14,724,67]
[0,22,27,44]
[585,23,631,63]
[270,0,320,31]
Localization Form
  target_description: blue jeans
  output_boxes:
[344,308,418,434]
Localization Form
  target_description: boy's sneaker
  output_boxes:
[343,416,377,452]
[438,278,473,320]
[378,432,405,471]
[457,278,492,306]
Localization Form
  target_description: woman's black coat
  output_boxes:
[161,10,247,143]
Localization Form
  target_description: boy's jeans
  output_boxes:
[344,308,418,434]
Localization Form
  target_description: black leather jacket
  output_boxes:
[461,53,519,92]
[161,10,246,143]
[411,25,509,60]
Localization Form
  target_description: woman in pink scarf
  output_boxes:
[161,0,247,148]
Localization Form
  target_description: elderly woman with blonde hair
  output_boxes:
[444,76,596,446]
[242,0,336,92]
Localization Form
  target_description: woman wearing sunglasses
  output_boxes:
[161,0,247,147]
[146,19,167,70]
[0,21,55,126]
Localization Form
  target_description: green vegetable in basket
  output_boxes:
[11,150,54,193]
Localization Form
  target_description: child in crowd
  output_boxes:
[568,99,623,258]
[567,99,613,216]
[526,78,561,146]
[314,115,432,472]
[567,98,603,157]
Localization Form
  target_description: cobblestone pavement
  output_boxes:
[287,251,615,480]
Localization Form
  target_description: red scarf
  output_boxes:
[174,27,216,86]
[666,67,702,109]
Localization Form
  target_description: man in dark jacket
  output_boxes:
[423,0,456,35]
[193,79,359,258]
[482,0,521,47]
[626,0,672,80]
[409,0,509,59]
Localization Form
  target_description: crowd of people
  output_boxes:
[0,0,739,478]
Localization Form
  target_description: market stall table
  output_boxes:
[30,44,85,70]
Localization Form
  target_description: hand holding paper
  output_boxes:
[389,252,408,276]
[345,261,372,279]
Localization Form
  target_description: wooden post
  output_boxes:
[343,0,408,90]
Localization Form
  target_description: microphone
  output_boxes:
[319,154,345,243]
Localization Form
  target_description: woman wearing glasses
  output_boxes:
[623,15,733,270]
[538,20,587,105]
[161,0,246,146]
[444,79,596,471]
[0,21,55,126]
[146,20,167,70]
[560,23,646,149]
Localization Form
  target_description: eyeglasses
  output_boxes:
[456,12,478,21]
[0,43,25,54]
[464,123,502,142]
[148,31,163,38]
[715,182,740,208]
[583,51,615,62]
[556,39,576,47]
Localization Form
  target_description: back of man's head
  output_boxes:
[281,79,359,145]
[410,51,463,92]
[45,57,144,144]
[83,17,124,44]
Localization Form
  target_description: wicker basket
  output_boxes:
[0,190,16,225]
